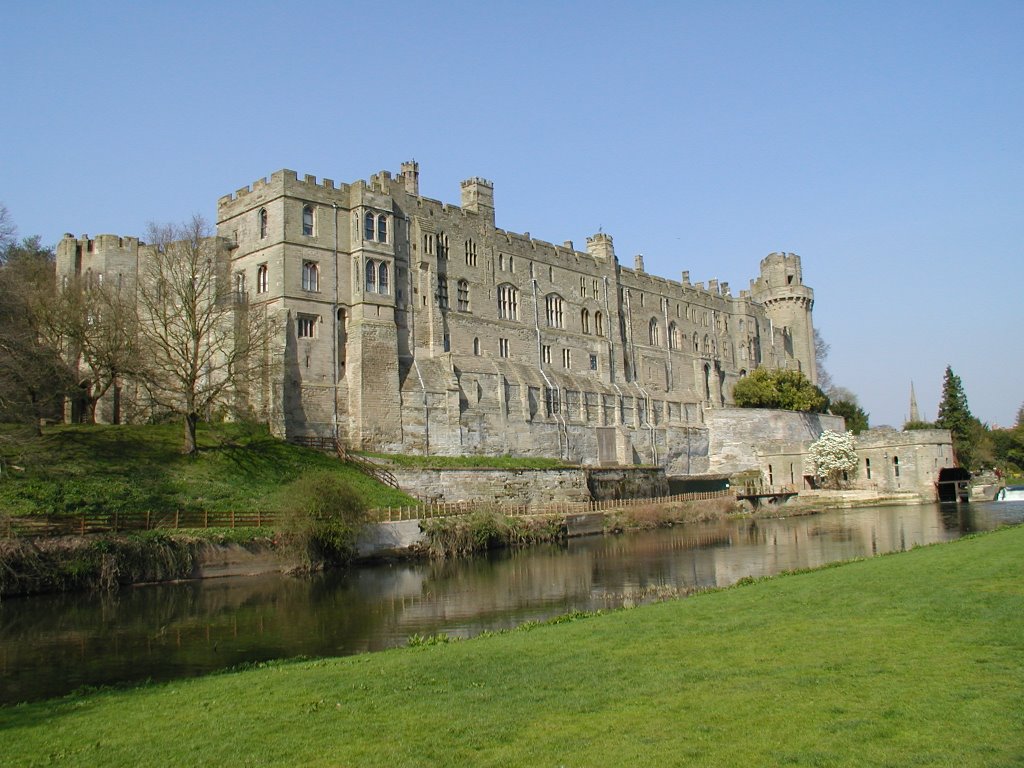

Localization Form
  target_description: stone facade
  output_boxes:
[56,162,820,468]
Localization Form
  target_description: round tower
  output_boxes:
[751,252,817,383]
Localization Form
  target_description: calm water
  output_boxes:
[2,501,1022,705]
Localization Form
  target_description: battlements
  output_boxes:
[217,169,352,208]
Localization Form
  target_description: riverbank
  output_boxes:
[2,523,1020,765]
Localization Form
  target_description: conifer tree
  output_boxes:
[936,366,977,469]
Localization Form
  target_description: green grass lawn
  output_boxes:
[2,526,1022,767]
[0,422,415,516]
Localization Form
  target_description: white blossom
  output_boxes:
[807,429,858,488]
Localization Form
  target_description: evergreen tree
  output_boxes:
[935,366,977,469]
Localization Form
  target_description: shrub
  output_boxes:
[281,471,370,566]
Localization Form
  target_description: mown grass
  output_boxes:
[358,450,572,469]
[0,422,415,517]
[2,526,1022,766]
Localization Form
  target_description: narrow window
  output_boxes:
[378,262,389,294]
[866,458,872,480]
[256,264,269,294]
[302,261,319,292]
[499,338,510,358]
[893,456,900,477]
[259,208,268,239]
[649,318,660,346]
[498,254,505,271]
[668,322,679,350]
[590,354,598,371]
[377,214,388,243]
[580,276,587,297]
[768,464,774,486]
[581,308,590,334]
[437,233,449,260]
[364,211,375,241]
[562,348,571,368]
[542,345,551,364]
[465,240,477,266]
[365,259,377,292]
[437,277,449,309]
[594,311,604,336]
[234,272,245,298]
[457,279,470,312]
[302,205,314,236]
[473,337,481,355]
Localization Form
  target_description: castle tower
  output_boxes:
[751,252,817,382]
[460,177,494,225]
[400,160,419,196]
[909,381,921,423]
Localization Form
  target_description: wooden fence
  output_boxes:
[1,489,735,538]
[375,490,735,522]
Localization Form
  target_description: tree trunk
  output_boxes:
[184,412,199,454]
[112,382,121,425]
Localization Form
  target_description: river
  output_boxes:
[2,500,1022,705]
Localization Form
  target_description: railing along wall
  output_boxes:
[0,490,734,538]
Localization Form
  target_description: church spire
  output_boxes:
[909,381,921,423]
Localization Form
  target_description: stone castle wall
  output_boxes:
[55,162,823,470]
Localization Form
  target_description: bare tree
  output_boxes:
[0,204,16,258]
[813,328,833,392]
[51,272,141,423]
[135,215,275,454]
[0,240,74,433]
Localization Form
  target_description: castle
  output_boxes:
[56,162,820,475]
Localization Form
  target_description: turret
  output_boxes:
[751,252,817,382]
[460,177,494,224]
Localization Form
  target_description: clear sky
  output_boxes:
[2,1,1021,428]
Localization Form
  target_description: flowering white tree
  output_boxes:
[807,429,859,489]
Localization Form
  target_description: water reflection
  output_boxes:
[2,501,1021,705]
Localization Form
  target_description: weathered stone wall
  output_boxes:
[850,428,954,499]
[390,468,592,505]
[704,407,845,476]
[388,466,673,505]
[586,467,669,500]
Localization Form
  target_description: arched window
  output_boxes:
[893,456,900,478]
[693,335,699,352]
[365,259,376,292]
[703,335,711,354]
[377,214,388,243]
[256,264,268,294]
[302,205,314,236]
[301,261,319,292]
[457,279,470,311]
[473,337,481,355]
[649,318,660,346]
[668,322,679,350]
[364,211,375,241]
[545,294,564,328]
[378,262,389,294]
[594,311,604,336]
[497,284,518,320]
[581,308,591,334]
[258,208,268,239]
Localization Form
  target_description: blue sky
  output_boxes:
[2,1,1021,428]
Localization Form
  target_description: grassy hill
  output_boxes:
[0,423,416,517]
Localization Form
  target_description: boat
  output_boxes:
[994,485,1024,502]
